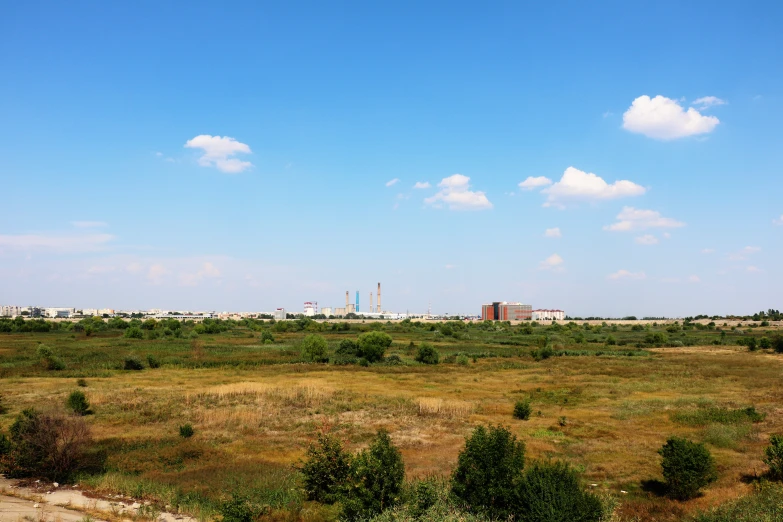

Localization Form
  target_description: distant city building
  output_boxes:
[481,302,532,321]
[274,308,286,321]
[321,307,332,316]
[1,306,22,317]
[45,307,75,318]
[532,309,565,321]
[334,307,346,316]
[303,302,317,317]
[82,308,98,316]
[98,308,115,316]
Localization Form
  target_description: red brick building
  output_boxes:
[481,302,532,321]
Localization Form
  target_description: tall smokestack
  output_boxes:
[370,292,373,314]
[356,291,359,313]
[346,291,349,309]
[377,282,381,313]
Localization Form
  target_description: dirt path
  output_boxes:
[0,478,196,522]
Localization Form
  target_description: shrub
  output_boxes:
[146,355,161,368]
[300,430,352,504]
[341,430,405,520]
[747,337,758,351]
[260,331,274,344]
[774,336,783,354]
[76,379,87,387]
[531,345,554,361]
[764,434,783,480]
[515,461,603,522]
[66,391,91,416]
[357,331,393,362]
[759,337,771,349]
[124,357,144,371]
[336,339,359,356]
[606,335,617,346]
[0,394,7,414]
[179,423,194,439]
[415,343,439,364]
[411,480,439,519]
[456,354,470,366]
[513,400,532,420]
[659,436,717,500]
[218,493,264,522]
[124,327,143,339]
[146,329,161,340]
[37,344,66,371]
[451,425,525,519]
[301,334,329,362]
[0,409,91,481]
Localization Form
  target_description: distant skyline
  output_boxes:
[1,2,781,317]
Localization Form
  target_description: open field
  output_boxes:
[1,318,782,521]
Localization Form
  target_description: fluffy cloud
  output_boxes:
[622,95,720,140]
[519,176,552,190]
[604,207,685,232]
[179,262,222,287]
[184,135,253,173]
[0,233,114,253]
[542,167,645,207]
[544,227,561,238]
[728,246,761,261]
[635,234,659,245]
[385,178,400,187]
[424,174,493,211]
[688,275,701,283]
[701,248,715,254]
[692,96,727,109]
[539,253,564,271]
[773,215,783,226]
[147,263,169,285]
[747,266,762,273]
[413,181,431,189]
[607,269,646,280]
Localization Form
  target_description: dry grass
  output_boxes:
[415,397,474,418]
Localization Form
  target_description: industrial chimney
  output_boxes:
[370,292,373,313]
[377,282,381,313]
[355,291,359,313]
[345,291,349,309]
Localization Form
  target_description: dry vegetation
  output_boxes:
[1,318,782,521]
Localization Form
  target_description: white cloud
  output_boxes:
[385,178,400,187]
[424,174,493,211]
[71,221,108,228]
[542,167,645,207]
[518,176,552,190]
[184,135,253,173]
[604,207,685,232]
[635,234,659,245]
[602,111,613,118]
[773,215,783,226]
[688,275,701,283]
[539,253,564,271]
[747,266,762,273]
[660,277,680,283]
[445,264,456,270]
[662,232,671,239]
[692,96,727,109]
[728,246,761,261]
[155,152,163,157]
[147,263,168,284]
[622,95,720,140]
[544,227,561,238]
[413,181,431,189]
[0,233,115,253]
[607,269,646,280]
[179,262,222,287]
[701,248,715,254]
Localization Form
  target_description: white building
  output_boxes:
[45,308,75,318]
[1,305,22,317]
[99,308,115,316]
[274,308,286,320]
[321,307,332,316]
[82,308,99,316]
[532,309,565,321]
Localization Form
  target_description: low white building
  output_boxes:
[1,305,22,317]
[82,308,99,316]
[274,308,286,320]
[532,309,565,321]
[45,307,75,318]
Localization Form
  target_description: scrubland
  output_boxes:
[1,317,782,521]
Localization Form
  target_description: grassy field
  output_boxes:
[1,318,782,521]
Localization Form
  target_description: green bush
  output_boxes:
[218,493,264,522]
[774,336,783,354]
[747,337,758,351]
[415,343,439,364]
[124,357,144,371]
[764,434,783,480]
[515,461,603,522]
[260,331,274,344]
[606,335,617,346]
[693,482,783,522]
[301,334,329,362]
[336,339,359,356]
[759,337,771,349]
[451,425,525,519]
[357,331,393,362]
[341,430,405,520]
[659,436,717,500]
[300,430,352,504]
[37,344,66,371]
[76,379,87,387]
[410,480,438,519]
[456,354,470,366]
[179,423,194,438]
[146,355,161,369]
[66,391,91,416]
[0,394,7,414]
[124,327,144,339]
[513,400,532,420]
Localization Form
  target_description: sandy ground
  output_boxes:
[0,478,194,522]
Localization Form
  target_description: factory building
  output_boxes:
[481,302,532,321]
[532,309,565,321]
[321,307,332,316]
[274,308,286,320]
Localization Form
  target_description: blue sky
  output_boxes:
[1,1,781,316]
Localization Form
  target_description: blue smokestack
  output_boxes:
[356,291,359,312]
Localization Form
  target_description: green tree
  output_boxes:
[515,461,602,522]
[300,430,352,504]
[764,434,783,480]
[451,425,525,519]
[124,326,143,339]
[341,430,404,520]
[301,334,328,362]
[414,343,439,364]
[357,331,393,362]
[66,391,91,416]
[659,436,717,500]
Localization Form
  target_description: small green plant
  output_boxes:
[516,461,603,522]
[456,354,470,366]
[300,428,352,504]
[0,394,8,414]
[301,334,329,362]
[451,425,525,520]
[764,434,783,480]
[356,331,393,362]
[66,391,91,416]
[218,493,264,522]
[260,330,274,344]
[76,378,87,387]
[659,436,717,500]
[124,357,144,371]
[146,355,161,368]
[410,480,438,519]
[513,400,532,420]
[123,326,144,339]
[558,416,568,427]
[415,343,439,364]
[179,423,194,438]
[37,344,66,371]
